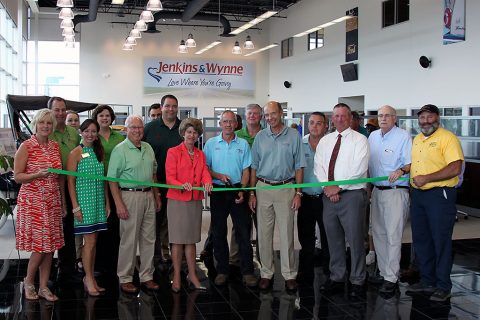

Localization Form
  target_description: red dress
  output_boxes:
[15,136,65,253]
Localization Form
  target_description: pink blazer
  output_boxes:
[166,143,212,201]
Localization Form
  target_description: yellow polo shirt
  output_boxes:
[411,127,464,190]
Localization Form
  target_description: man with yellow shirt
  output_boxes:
[406,104,463,302]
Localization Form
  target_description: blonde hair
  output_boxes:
[31,109,56,134]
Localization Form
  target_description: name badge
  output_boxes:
[81,152,90,158]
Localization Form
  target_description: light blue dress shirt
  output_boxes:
[302,135,323,195]
[203,134,251,185]
[251,126,306,181]
[368,126,412,187]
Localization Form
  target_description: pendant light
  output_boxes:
[185,33,196,48]
[244,35,254,49]
[232,41,242,54]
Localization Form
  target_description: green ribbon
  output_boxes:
[48,168,409,192]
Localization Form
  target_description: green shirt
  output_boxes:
[49,125,81,168]
[99,128,125,170]
[143,117,182,182]
[107,139,157,188]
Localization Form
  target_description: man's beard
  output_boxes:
[420,121,439,136]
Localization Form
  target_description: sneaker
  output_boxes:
[430,289,451,302]
[366,251,376,265]
[379,280,398,294]
[214,274,228,286]
[406,282,436,295]
[242,274,258,287]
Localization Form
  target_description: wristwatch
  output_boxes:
[296,191,303,197]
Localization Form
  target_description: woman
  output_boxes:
[66,119,109,296]
[15,109,65,302]
[91,105,124,274]
[66,110,80,131]
[166,118,212,292]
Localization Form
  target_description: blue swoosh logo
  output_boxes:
[148,67,162,83]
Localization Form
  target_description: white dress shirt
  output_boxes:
[314,128,369,190]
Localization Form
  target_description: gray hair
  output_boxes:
[31,109,57,134]
[125,115,144,127]
[245,103,262,115]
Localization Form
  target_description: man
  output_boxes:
[297,112,330,283]
[368,105,412,294]
[314,103,369,298]
[249,101,305,291]
[351,111,369,137]
[143,95,183,263]
[48,96,81,283]
[108,115,161,293]
[365,118,380,136]
[406,104,463,302]
[148,103,162,121]
[203,110,257,287]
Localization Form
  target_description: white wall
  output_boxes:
[267,0,480,114]
[77,13,272,118]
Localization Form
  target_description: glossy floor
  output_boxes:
[0,239,479,319]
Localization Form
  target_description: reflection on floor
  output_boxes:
[0,239,479,319]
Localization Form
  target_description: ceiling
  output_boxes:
[38,0,301,23]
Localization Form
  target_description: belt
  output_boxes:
[120,187,152,192]
[375,185,409,190]
[213,183,242,188]
[303,193,322,198]
[257,177,295,186]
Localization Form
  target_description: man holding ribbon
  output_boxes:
[108,115,161,294]
[249,101,305,291]
[368,105,411,295]
[314,103,369,298]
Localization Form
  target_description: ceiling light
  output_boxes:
[185,33,196,48]
[134,20,147,31]
[56,0,73,8]
[243,35,254,49]
[129,29,142,39]
[293,15,353,38]
[59,8,74,19]
[244,43,278,57]
[230,10,277,35]
[112,0,125,4]
[122,43,133,51]
[195,40,222,54]
[232,41,242,54]
[140,10,154,22]
[146,0,163,12]
[62,27,74,36]
[178,40,188,53]
[60,19,74,28]
[65,41,75,48]
[126,36,137,45]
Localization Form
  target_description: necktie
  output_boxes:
[328,134,342,181]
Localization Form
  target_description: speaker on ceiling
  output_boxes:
[284,81,292,88]
[419,56,431,68]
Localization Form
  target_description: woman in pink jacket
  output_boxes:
[166,118,212,292]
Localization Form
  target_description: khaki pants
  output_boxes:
[117,190,156,283]
[256,181,297,280]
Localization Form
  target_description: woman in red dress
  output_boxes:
[15,109,66,302]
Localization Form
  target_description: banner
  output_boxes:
[443,0,465,45]
[144,58,255,97]
[345,7,358,62]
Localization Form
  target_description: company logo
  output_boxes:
[148,67,162,83]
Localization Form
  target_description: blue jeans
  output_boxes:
[410,187,456,291]
[210,189,254,275]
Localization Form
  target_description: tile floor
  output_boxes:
[0,212,479,319]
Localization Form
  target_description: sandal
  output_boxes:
[38,287,59,302]
[23,279,39,300]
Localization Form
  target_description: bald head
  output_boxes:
[264,101,283,131]
[377,105,397,133]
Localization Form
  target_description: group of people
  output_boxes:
[14,94,463,304]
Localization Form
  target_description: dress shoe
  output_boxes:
[259,278,272,290]
[405,282,436,295]
[186,276,207,291]
[430,288,451,302]
[141,280,160,291]
[379,280,398,294]
[214,274,228,286]
[242,274,258,287]
[349,284,365,298]
[320,279,345,294]
[285,279,298,291]
[120,282,139,294]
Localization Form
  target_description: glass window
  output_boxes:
[308,29,324,51]
[382,0,409,28]
[281,37,293,59]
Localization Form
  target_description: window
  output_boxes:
[382,0,409,28]
[281,37,293,59]
[308,30,324,51]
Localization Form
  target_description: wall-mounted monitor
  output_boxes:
[340,63,358,82]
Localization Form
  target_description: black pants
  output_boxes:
[57,188,76,276]
[95,190,120,274]
[210,189,254,275]
[297,194,330,277]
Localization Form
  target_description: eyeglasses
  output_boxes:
[377,114,395,119]
[128,126,144,130]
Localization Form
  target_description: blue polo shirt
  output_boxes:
[368,126,412,187]
[203,134,251,185]
[302,134,323,195]
[251,125,306,181]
